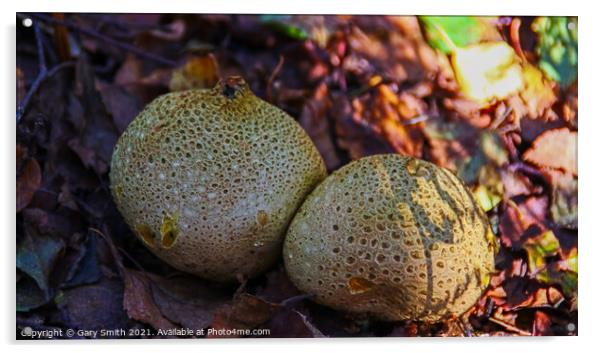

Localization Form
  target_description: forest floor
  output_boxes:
[16,14,577,338]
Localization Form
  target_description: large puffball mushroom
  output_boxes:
[110,77,327,282]
[283,154,496,322]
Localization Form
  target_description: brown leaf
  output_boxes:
[261,309,312,338]
[149,274,230,331]
[298,82,341,171]
[17,66,26,106]
[66,56,119,174]
[500,169,536,199]
[211,294,278,336]
[499,196,548,248]
[523,128,577,176]
[545,170,578,229]
[99,83,142,134]
[293,310,326,337]
[510,287,564,310]
[122,269,176,330]
[17,152,41,212]
[254,265,301,303]
[330,93,390,160]
[532,310,552,336]
[56,278,129,332]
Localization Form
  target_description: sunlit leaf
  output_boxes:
[523,230,577,302]
[524,128,577,176]
[481,131,509,167]
[473,184,501,212]
[538,266,577,300]
[452,42,524,106]
[523,230,560,274]
[560,247,578,273]
[419,16,485,54]
[499,197,548,248]
[519,63,557,119]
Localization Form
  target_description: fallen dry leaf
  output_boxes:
[452,42,523,106]
[122,269,177,330]
[299,82,342,171]
[211,293,279,336]
[149,274,230,331]
[499,196,548,248]
[17,153,42,212]
[523,127,577,176]
[545,169,578,229]
[169,54,219,91]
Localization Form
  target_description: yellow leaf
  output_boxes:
[519,63,557,119]
[523,230,560,274]
[169,55,218,92]
[451,42,523,106]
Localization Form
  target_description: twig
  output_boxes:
[457,317,473,337]
[293,309,327,337]
[116,246,147,273]
[29,13,176,67]
[233,273,248,298]
[17,22,47,122]
[489,316,531,336]
[89,227,125,276]
[510,18,527,61]
[509,161,548,181]
[502,132,520,162]
[279,293,314,307]
[402,114,430,126]
[266,55,285,103]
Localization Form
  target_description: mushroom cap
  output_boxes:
[283,154,496,322]
[110,77,327,282]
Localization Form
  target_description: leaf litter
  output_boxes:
[16,14,577,338]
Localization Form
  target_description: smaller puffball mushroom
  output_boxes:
[283,154,496,322]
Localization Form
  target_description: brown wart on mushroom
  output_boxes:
[283,154,496,322]
[110,77,327,282]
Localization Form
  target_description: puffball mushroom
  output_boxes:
[110,77,327,282]
[283,154,496,322]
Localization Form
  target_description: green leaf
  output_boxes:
[419,16,485,54]
[260,15,309,40]
[532,17,578,88]
[17,232,64,293]
[16,231,64,311]
[481,131,509,167]
[523,231,577,299]
[17,275,50,312]
[523,230,560,274]
[418,16,497,54]
[537,265,577,300]
[459,131,508,184]
[473,184,501,212]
